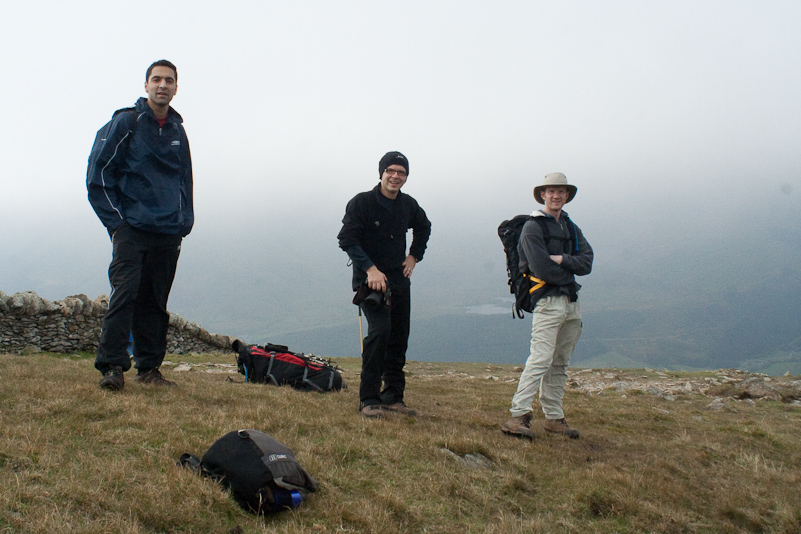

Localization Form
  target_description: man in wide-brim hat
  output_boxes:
[533,172,577,204]
[501,172,594,441]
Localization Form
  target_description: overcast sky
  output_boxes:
[2,1,800,338]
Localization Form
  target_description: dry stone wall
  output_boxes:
[0,290,233,355]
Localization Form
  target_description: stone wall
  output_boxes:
[0,290,233,355]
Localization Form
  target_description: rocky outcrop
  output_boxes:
[566,368,801,406]
[0,290,232,355]
[412,363,801,408]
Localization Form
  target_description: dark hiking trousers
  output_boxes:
[359,286,411,407]
[94,224,181,373]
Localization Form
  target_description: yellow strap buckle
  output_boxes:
[527,274,545,293]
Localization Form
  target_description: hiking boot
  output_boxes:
[544,418,580,439]
[381,402,417,416]
[99,366,125,392]
[501,412,535,441]
[135,368,176,387]
[360,404,384,419]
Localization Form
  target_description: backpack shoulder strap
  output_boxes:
[562,215,578,253]
[531,216,551,244]
[533,214,577,253]
[111,107,139,136]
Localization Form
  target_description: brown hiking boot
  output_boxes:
[544,418,580,439]
[99,366,125,392]
[135,368,176,387]
[381,402,417,416]
[501,412,535,440]
[360,404,384,419]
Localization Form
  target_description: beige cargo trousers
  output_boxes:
[510,294,582,419]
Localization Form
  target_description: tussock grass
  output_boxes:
[1,352,800,533]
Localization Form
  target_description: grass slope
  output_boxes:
[1,352,800,533]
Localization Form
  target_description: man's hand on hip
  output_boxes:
[402,255,417,279]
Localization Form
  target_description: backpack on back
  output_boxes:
[178,429,318,514]
[232,340,344,392]
[498,214,576,318]
[87,108,140,188]
[89,108,139,157]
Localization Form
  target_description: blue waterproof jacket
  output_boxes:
[87,97,193,236]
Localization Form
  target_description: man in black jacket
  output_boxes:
[338,152,431,418]
[87,59,193,391]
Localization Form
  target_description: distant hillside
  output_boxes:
[5,190,799,375]
[248,291,801,376]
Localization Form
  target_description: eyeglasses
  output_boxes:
[384,169,407,178]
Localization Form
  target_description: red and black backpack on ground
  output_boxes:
[232,340,344,392]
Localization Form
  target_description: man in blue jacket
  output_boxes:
[338,152,431,418]
[87,59,193,391]
[501,173,593,440]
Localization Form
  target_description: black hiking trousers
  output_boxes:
[359,287,411,407]
[94,224,181,374]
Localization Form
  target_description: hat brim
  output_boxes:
[533,185,577,204]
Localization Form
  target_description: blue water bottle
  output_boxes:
[261,486,302,512]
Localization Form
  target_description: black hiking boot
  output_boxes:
[99,366,125,392]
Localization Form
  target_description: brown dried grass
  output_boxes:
[1,353,800,533]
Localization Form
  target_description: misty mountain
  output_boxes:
[165,195,801,376]
[3,181,799,376]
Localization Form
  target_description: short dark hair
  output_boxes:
[146,60,178,82]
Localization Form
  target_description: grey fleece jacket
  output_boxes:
[518,209,593,300]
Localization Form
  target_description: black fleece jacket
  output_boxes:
[338,184,431,290]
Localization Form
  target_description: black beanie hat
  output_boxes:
[378,151,409,177]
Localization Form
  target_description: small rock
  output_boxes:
[439,448,493,470]
[462,453,494,469]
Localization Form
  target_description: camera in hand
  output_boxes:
[362,287,391,308]
[352,283,392,308]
